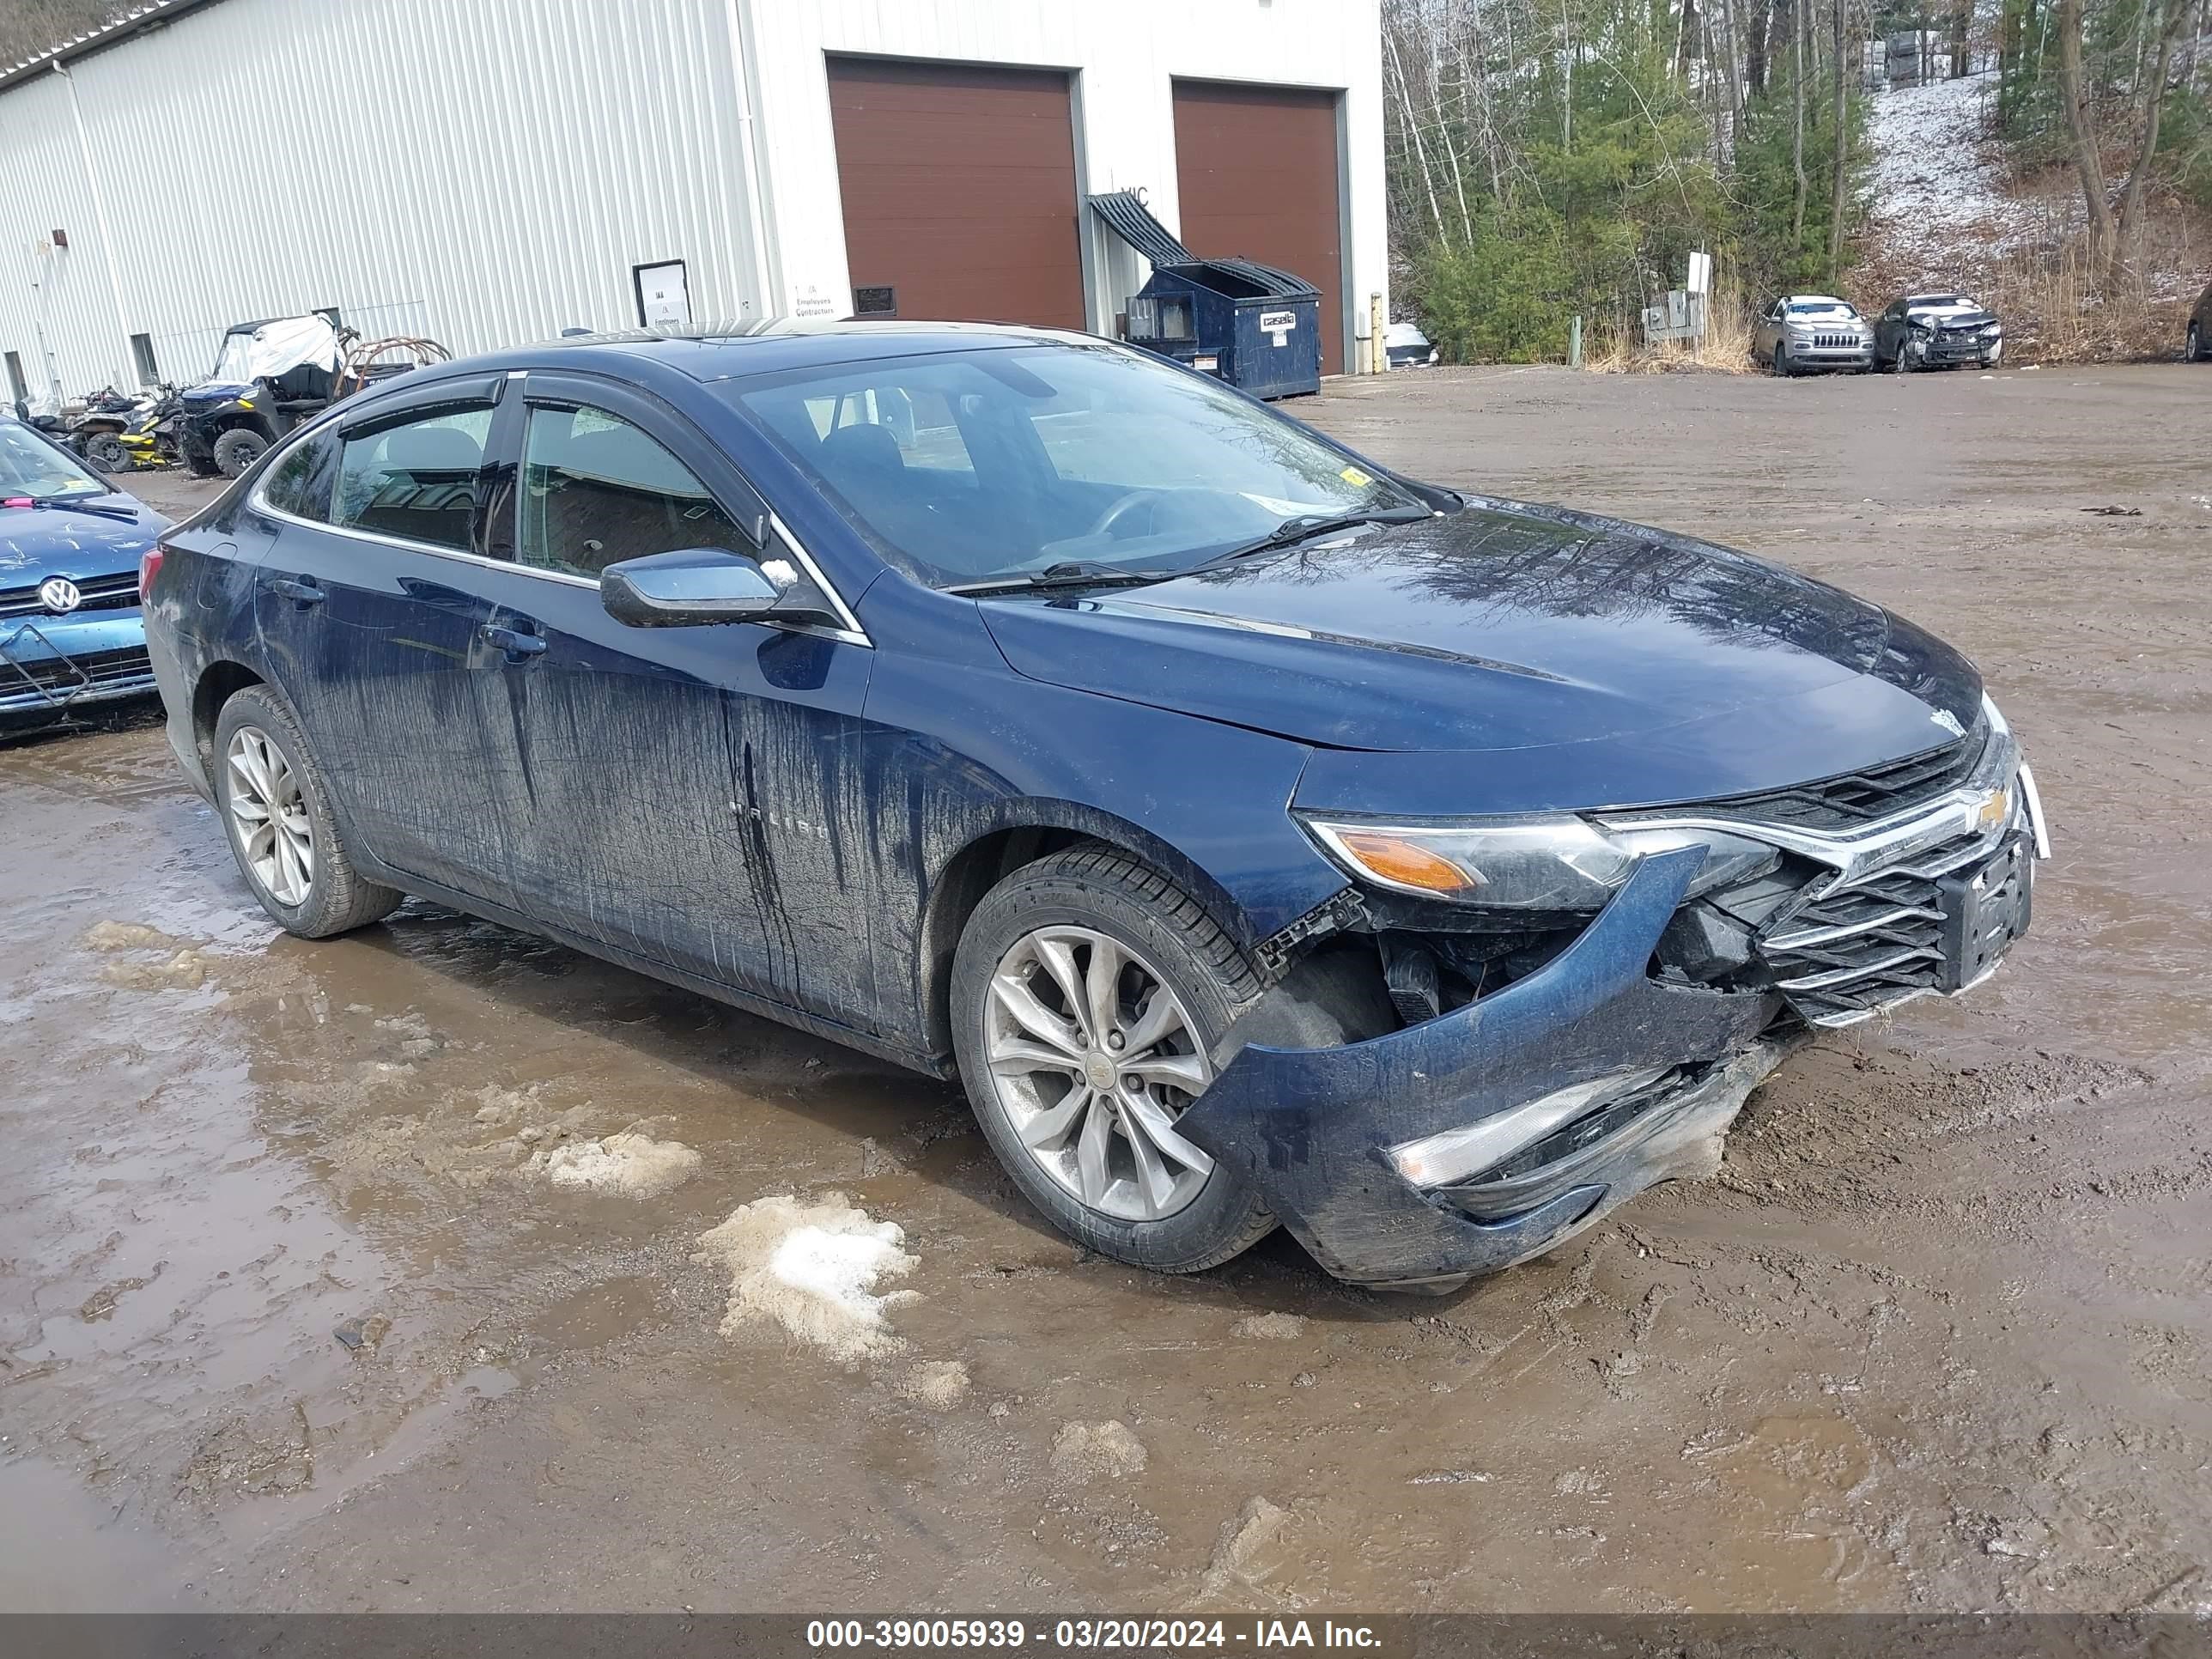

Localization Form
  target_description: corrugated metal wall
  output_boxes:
[0,0,1388,402]
[0,0,768,398]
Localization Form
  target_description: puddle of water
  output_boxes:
[0,1458,191,1611]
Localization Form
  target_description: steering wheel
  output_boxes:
[1088,488,1177,541]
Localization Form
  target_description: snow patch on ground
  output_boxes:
[534,1132,702,1198]
[1231,1312,1309,1340]
[896,1359,971,1409]
[1864,76,2038,269]
[693,1194,918,1364]
[1049,1419,1148,1482]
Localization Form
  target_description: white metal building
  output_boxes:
[0,0,1388,406]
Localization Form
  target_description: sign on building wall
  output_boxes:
[633,260,691,329]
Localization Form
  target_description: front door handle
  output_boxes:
[480,623,548,661]
[267,577,325,608]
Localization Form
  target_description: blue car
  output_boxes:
[1,416,167,734]
[143,323,2050,1291]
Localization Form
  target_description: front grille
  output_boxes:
[0,571,141,620]
[1,642,154,698]
[1807,332,1862,350]
[1756,829,1996,1023]
[1700,719,1986,830]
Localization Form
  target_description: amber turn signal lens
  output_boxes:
[1333,830,1476,896]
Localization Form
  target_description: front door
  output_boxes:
[467,372,880,1027]
[245,383,526,910]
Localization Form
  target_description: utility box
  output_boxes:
[1125,259,1322,400]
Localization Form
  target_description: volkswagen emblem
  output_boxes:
[38,576,82,615]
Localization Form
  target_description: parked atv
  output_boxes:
[115,383,184,471]
[177,316,346,479]
[66,385,150,473]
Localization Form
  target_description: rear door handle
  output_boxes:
[480,624,547,661]
[266,577,325,607]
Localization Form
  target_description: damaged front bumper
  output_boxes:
[1,615,157,729]
[1180,847,1791,1290]
[1181,726,2048,1290]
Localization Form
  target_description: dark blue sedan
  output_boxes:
[143,323,2049,1290]
[2,416,167,732]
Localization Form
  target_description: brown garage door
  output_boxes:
[1172,81,1345,374]
[826,58,1085,331]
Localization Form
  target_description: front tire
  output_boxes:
[2190,322,2204,362]
[213,427,268,479]
[213,685,404,938]
[951,847,1276,1273]
[1770,341,1792,377]
[83,432,129,471]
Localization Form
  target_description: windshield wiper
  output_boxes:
[3,495,138,523]
[945,560,1176,597]
[1196,507,1429,570]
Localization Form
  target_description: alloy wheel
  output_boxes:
[982,926,1215,1222]
[226,725,315,907]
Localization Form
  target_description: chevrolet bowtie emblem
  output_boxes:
[1976,787,2011,830]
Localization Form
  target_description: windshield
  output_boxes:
[1910,295,1972,309]
[210,330,258,383]
[730,343,1424,588]
[1788,300,1857,318]
[0,422,106,498]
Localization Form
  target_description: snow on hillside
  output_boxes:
[1863,76,2039,271]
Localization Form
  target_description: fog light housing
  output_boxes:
[1387,1066,1673,1188]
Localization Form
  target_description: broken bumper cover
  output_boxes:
[1179,848,1789,1289]
[1,616,157,728]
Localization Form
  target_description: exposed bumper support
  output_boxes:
[1179,848,1785,1288]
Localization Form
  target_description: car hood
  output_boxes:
[979,499,1985,812]
[1905,303,1997,329]
[0,494,165,582]
[180,380,255,404]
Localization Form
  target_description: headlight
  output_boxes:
[1304,814,1778,908]
[1981,322,2002,337]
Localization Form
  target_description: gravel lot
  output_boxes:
[3,362,2208,1615]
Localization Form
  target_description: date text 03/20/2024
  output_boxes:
[804,1619,1383,1650]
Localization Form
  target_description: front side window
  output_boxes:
[331,405,492,551]
[731,343,1423,588]
[0,420,106,498]
[519,404,746,580]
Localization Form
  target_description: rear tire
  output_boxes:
[213,427,268,479]
[951,846,1276,1274]
[83,432,129,471]
[212,685,404,939]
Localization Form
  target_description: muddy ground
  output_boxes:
[3,364,2208,1616]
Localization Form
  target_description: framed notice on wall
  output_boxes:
[633,260,691,329]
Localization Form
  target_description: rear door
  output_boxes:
[460,371,882,1024]
[244,380,526,908]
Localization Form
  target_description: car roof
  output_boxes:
[458,317,1103,385]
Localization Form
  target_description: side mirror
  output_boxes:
[600,547,844,630]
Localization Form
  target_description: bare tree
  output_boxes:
[1826,0,1848,283]
[1791,0,1809,254]
[2054,0,2118,270]
[2107,0,2194,286]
